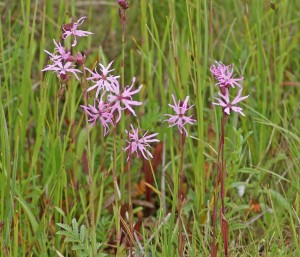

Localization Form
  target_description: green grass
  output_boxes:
[0,0,300,256]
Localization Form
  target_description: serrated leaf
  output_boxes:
[72,218,79,236]
[64,235,81,242]
[56,223,72,232]
[79,251,88,257]
[71,244,85,251]
[56,230,77,237]
[80,225,85,242]
[96,242,102,250]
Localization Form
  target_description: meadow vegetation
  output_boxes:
[0,0,299,256]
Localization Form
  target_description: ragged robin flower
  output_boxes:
[62,17,93,47]
[108,77,142,123]
[81,97,113,136]
[210,61,244,89]
[41,61,82,81]
[124,125,159,161]
[212,87,249,116]
[164,94,196,136]
[85,61,120,98]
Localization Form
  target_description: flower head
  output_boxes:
[62,17,93,46]
[75,52,86,65]
[124,125,159,160]
[44,39,73,62]
[210,61,243,88]
[85,61,120,98]
[108,77,143,123]
[164,94,197,136]
[81,98,113,136]
[41,61,82,81]
[118,0,129,9]
[212,88,249,116]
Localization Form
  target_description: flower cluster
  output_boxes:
[82,61,159,160]
[41,16,158,160]
[42,17,92,82]
[81,61,143,135]
[41,16,199,161]
[210,61,249,116]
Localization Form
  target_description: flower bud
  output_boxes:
[75,52,86,65]
[118,0,129,10]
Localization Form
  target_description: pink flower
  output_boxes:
[210,61,243,88]
[44,39,72,62]
[108,77,143,123]
[62,17,93,47]
[85,61,120,98]
[124,125,159,160]
[42,61,82,81]
[81,98,113,136]
[210,61,229,78]
[164,94,196,136]
[212,88,249,116]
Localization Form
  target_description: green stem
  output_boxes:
[82,64,96,256]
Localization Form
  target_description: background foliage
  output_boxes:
[0,0,299,256]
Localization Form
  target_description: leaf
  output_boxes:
[72,218,79,236]
[268,189,292,213]
[15,194,38,232]
[76,129,87,158]
[80,225,85,242]
[54,206,66,217]
[65,237,81,243]
[237,167,259,174]
[54,249,65,257]
[71,244,85,251]
[56,223,72,232]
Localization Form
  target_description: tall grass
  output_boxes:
[0,0,299,256]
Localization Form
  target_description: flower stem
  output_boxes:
[178,133,186,257]
[112,123,121,248]
[121,9,126,88]
[127,150,133,257]
[82,64,96,256]
[211,113,228,257]
[220,114,228,257]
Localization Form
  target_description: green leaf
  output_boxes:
[56,223,72,232]
[72,218,79,236]
[54,206,66,217]
[15,194,38,232]
[80,225,85,242]
[268,189,292,213]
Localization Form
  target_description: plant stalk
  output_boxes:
[82,63,96,256]
[178,133,186,257]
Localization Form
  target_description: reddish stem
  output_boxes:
[211,113,228,257]
[178,133,186,257]
[220,114,228,257]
